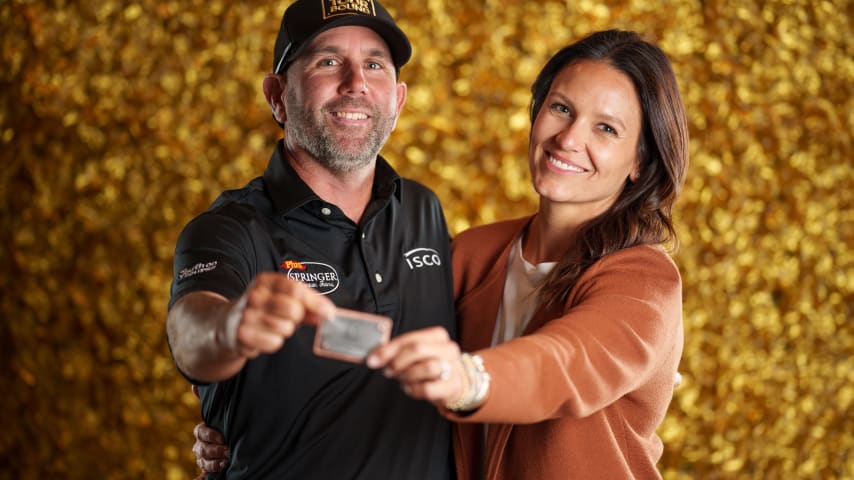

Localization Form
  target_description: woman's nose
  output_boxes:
[553,121,584,152]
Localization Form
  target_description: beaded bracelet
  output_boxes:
[445,353,491,412]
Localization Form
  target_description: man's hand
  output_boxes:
[224,272,336,358]
[168,272,336,382]
[192,422,229,477]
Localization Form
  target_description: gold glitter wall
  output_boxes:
[1,0,851,478]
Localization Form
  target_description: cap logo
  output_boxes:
[322,0,376,19]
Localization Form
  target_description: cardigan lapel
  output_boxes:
[457,216,534,352]
[453,216,535,480]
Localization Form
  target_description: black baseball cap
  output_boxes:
[273,0,412,74]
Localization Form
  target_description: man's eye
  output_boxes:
[367,62,382,70]
[320,59,338,66]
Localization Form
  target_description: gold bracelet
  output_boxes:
[445,360,471,411]
[467,354,490,407]
[445,353,490,412]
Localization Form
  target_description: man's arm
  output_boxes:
[167,291,247,382]
[167,272,337,383]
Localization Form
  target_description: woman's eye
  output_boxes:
[600,124,618,135]
[550,103,570,114]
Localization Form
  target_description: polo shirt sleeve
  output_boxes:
[168,210,255,310]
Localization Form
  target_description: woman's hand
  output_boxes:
[366,326,465,407]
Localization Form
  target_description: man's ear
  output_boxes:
[395,81,407,116]
[263,74,287,124]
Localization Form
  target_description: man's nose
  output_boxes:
[339,65,368,95]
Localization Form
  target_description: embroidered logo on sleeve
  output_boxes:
[178,261,218,280]
[280,260,340,295]
[403,248,443,270]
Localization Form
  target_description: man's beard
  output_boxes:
[285,87,397,173]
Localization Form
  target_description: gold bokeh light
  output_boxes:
[1,0,851,478]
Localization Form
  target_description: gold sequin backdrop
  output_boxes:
[0,0,851,478]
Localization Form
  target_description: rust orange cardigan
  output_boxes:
[445,216,683,480]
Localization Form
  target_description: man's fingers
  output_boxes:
[193,439,227,462]
[233,282,309,353]
[235,324,288,354]
[242,272,334,332]
[300,291,336,326]
[267,273,336,325]
[245,285,307,321]
[193,422,229,474]
[194,422,225,443]
[241,304,299,339]
[198,457,229,474]
[199,442,229,459]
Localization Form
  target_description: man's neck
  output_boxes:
[286,148,375,224]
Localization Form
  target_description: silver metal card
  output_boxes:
[313,308,392,363]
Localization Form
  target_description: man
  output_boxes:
[166,0,456,478]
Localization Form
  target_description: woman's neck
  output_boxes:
[523,202,588,264]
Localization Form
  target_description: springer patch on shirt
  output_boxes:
[280,260,340,295]
[403,247,443,271]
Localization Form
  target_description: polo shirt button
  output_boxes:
[375,273,383,283]
[321,207,332,216]
[361,232,366,239]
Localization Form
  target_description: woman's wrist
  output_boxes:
[445,353,491,412]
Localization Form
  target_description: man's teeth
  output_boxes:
[549,155,585,172]
[335,112,368,120]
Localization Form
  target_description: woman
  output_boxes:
[194,29,688,479]
[369,29,688,479]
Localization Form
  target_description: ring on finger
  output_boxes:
[438,360,451,381]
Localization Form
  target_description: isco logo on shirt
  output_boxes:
[403,247,443,271]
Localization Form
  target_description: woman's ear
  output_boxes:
[262,74,287,124]
[630,158,642,182]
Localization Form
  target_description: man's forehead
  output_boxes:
[303,25,393,57]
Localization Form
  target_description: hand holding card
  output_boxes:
[313,308,392,363]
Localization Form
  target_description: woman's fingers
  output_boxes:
[366,326,451,371]
[399,357,451,383]
[398,358,465,404]
[364,326,466,404]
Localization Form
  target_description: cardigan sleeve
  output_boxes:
[447,244,683,424]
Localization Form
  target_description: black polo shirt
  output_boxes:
[169,141,456,479]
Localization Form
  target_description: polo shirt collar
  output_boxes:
[262,140,402,216]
